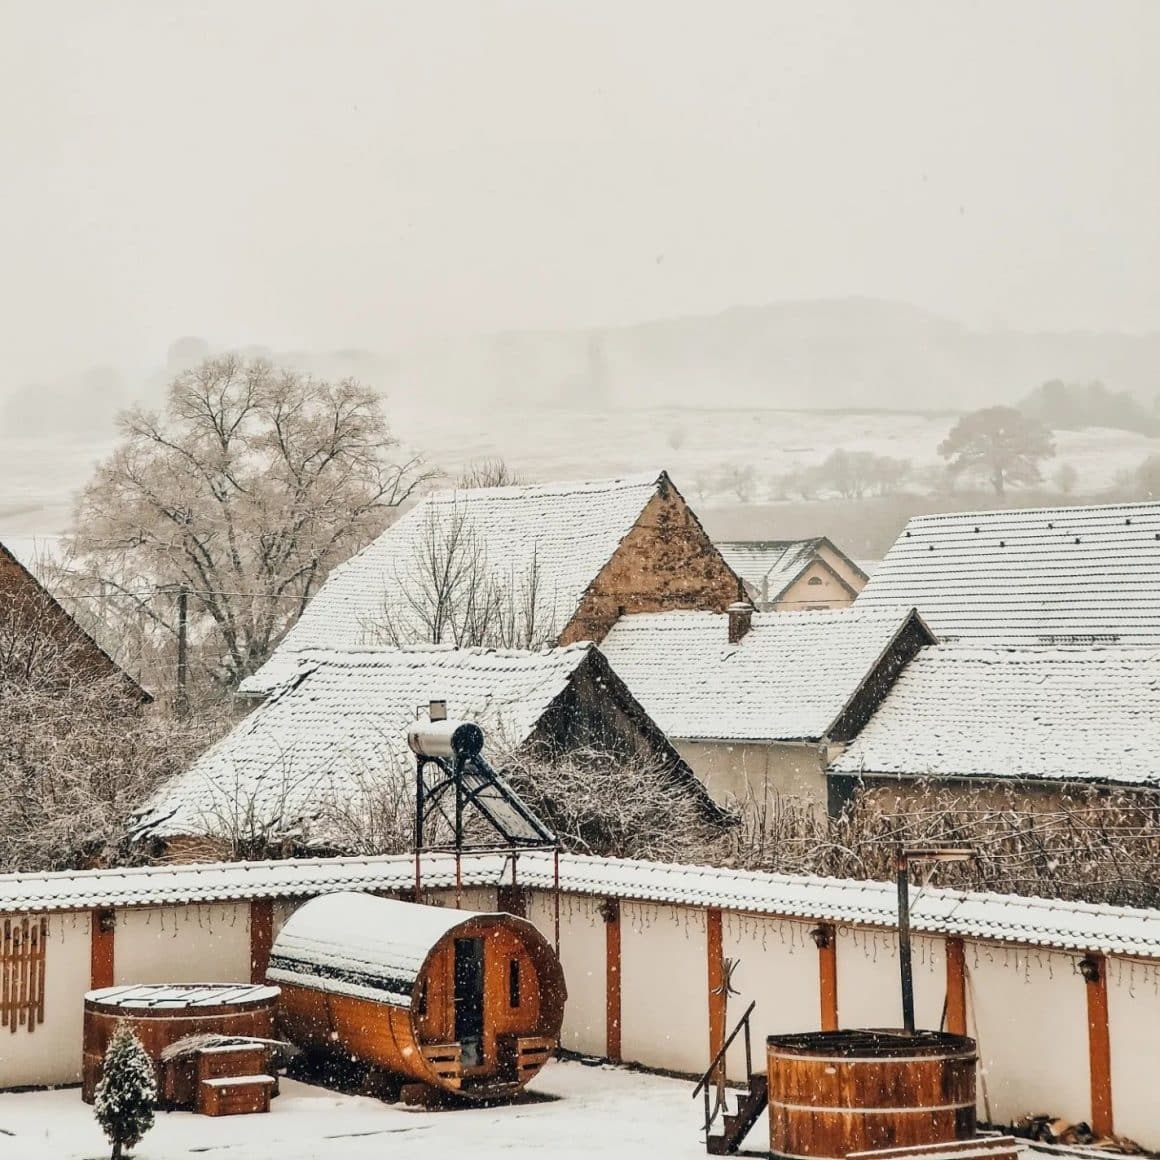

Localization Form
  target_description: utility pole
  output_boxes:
[175,585,189,717]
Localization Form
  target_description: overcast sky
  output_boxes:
[2,1,1158,385]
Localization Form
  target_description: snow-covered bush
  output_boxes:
[94,1023,157,1160]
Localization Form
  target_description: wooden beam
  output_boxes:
[604,899,622,1062]
[250,900,274,984]
[817,925,838,1031]
[707,907,725,1064]
[1083,953,1113,1138]
[90,910,114,990]
[945,938,967,1036]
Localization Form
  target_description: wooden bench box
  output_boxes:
[198,1074,276,1117]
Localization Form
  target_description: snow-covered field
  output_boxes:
[0,1060,724,1160]
[2,408,1157,543]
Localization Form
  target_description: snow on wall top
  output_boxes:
[0,851,1155,961]
[715,540,820,603]
[267,891,486,1007]
[855,501,1160,645]
[831,645,1160,787]
[138,643,595,841]
[242,471,666,694]
[599,606,926,741]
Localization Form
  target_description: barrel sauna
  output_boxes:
[267,892,567,1099]
[767,1030,977,1160]
[82,984,280,1104]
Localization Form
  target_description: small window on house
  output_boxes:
[509,959,521,1008]
[2,917,47,1032]
[807,576,824,586]
[416,978,428,1018]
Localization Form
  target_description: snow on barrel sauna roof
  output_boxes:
[267,892,495,1007]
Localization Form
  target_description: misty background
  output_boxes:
[3,0,1159,554]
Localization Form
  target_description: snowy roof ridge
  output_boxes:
[242,471,669,694]
[831,644,1160,786]
[906,499,1160,525]
[0,851,1156,959]
[600,605,929,741]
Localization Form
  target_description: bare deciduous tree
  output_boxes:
[62,355,434,695]
[363,502,557,650]
[504,745,724,862]
[457,457,524,489]
[0,622,226,872]
[730,782,1160,909]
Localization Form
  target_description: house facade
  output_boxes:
[600,605,934,811]
[715,537,867,611]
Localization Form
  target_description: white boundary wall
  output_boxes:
[0,881,1157,1150]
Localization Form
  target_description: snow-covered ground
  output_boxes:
[0,1060,725,1160]
[2,409,1156,543]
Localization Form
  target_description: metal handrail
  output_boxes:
[691,1000,756,1137]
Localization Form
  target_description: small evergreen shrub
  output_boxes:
[94,1022,157,1159]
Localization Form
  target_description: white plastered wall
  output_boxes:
[722,913,819,1082]
[965,943,1087,1127]
[524,890,606,1057]
[620,903,707,1074]
[837,928,946,1032]
[113,904,251,985]
[1106,956,1160,1146]
[0,913,91,1088]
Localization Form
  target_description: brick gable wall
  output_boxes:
[559,478,743,645]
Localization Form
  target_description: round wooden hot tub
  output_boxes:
[766,1029,977,1159]
[82,984,280,1103]
[268,892,567,1099]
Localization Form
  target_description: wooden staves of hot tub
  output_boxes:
[766,1029,977,1160]
[82,984,280,1104]
[267,892,567,1099]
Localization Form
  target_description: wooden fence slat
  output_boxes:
[1,919,10,1030]
[35,918,47,1025]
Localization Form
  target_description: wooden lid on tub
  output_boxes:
[84,984,280,1012]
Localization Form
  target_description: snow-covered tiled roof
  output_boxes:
[831,645,1160,787]
[715,540,821,602]
[856,501,1160,645]
[0,852,1155,960]
[599,606,931,741]
[243,472,668,694]
[268,892,483,1007]
[140,644,599,841]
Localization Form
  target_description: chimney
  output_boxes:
[727,601,753,644]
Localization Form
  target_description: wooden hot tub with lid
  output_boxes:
[268,892,567,1099]
[82,983,280,1103]
[766,1029,977,1160]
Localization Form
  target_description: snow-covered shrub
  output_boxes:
[94,1023,157,1160]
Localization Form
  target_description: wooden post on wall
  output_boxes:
[707,907,726,1065]
[945,938,967,1036]
[603,898,622,1062]
[816,924,838,1032]
[250,900,274,984]
[1082,953,1113,1138]
[90,910,115,990]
